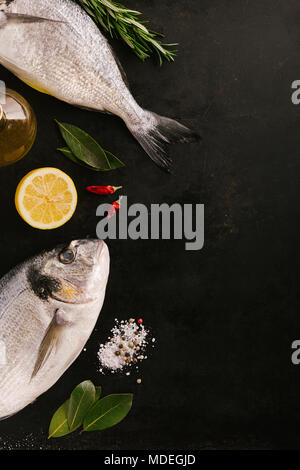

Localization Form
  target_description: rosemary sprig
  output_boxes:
[75,0,177,64]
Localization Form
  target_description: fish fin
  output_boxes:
[0,411,18,421]
[22,79,52,95]
[51,279,83,304]
[0,54,52,95]
[31,309,70,379]
[127,111,201,172]
[0,11,65,28]
[108,44,130,89]
[76,105,113,115]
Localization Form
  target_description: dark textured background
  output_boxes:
[0,0,299,450]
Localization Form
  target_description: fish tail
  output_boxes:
[128,110,200,172]
[0,11,66,29]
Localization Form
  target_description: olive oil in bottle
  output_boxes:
[0,89,37,167]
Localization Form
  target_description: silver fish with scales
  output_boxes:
[0,0,198,171]
[0,239,109,419]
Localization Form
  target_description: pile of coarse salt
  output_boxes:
[98,318,155,374]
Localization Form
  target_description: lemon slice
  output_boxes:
[15,167,77,229]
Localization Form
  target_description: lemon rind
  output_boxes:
[15,167,77,230]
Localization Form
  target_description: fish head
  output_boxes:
[25,240,109,385]
[29,239,110,305]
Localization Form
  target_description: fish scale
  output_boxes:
[0,239,109,418]
[0,0,198,170]
[0,276,48,414]
[2,0,132,109]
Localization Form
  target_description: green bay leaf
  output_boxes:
[58,147,125,171]
[67,380,96,431]
[48,399,72,439]
[104,150,125,170]
[57,147,93,168]
[56,121,110,170]
[82,393,133,432]
[56,121,125,171]
[95,386,102,402]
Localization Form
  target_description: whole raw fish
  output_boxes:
[0,0,198,171]
[0,239,109,419]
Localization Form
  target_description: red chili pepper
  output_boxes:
[107,197,122,219]
[86,185,122,195]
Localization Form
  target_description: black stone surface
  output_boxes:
[0,0,299,450]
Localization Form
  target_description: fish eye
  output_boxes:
[59,249,75,264]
